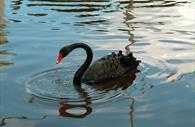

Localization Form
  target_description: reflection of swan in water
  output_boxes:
[26,43,140,118]
[56,43,140,85]
[26,51,140,118]
[89,67,139,91]
[59,103,92,118]
[58,65,139,118]
[58,57,140,118]
[59,84,92,118]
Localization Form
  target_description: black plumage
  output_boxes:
[56,43,140,85]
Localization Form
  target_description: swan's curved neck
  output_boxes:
[68,43,93,85]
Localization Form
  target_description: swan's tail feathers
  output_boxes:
[120,52,141,68]
[127,52,133,57]
[135,60,141,65]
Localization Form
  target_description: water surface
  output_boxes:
[0,0,195,127]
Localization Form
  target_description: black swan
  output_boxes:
[56,43,140,85]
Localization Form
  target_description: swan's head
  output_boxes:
[56,46,71,64]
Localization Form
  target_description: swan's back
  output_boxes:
[82,51,140,84]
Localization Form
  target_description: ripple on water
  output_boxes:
[26,54,178,104]
[26,65,126,105]
[140,56,177,77]
[128,55,179,95]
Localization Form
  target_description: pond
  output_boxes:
[0,0,195,127]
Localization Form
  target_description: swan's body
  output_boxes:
[82,52,139,84]
[56,43,140,85]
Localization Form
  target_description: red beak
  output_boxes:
[56,53,63,64]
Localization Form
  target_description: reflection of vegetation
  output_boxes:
[122,0,136,46]
[0,1,14,67]
[118,0,189,8]
[0,61,14,67]
[0,0,4,18]
[51,8,99,12]
[0,50,16,55]
[10,0,23,11]
[75,19,108,25]
[0,0,8,67]
[0,0,7,45]
[27,13,48,16]
[0,50,15,67]
[129,97,135,127]
[29,0,109,2]
[27,3,111,7]
[0,32,7,45]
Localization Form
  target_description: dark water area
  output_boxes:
[0,0,195,127]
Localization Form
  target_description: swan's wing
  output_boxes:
[82,54,129,83]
